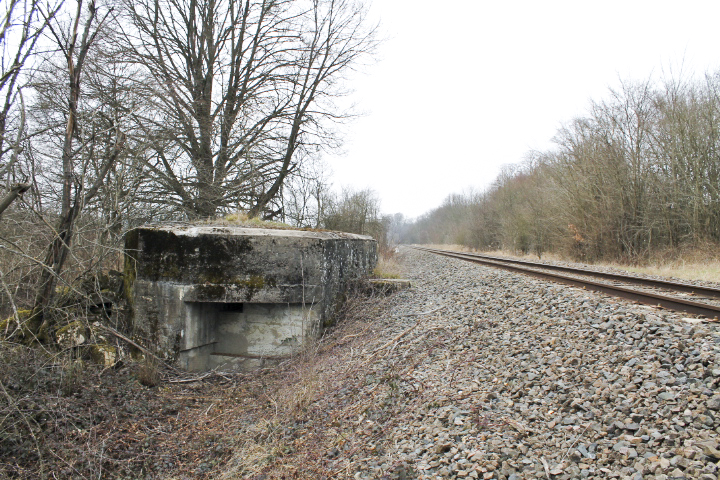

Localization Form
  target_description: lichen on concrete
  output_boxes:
[0,309,38,341]
[56,320,88,348]
[88,343,118,366]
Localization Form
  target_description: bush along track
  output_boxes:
[3,247,720,479]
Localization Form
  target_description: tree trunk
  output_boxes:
[0,182,30,218]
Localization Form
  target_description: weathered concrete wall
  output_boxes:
[124,225,376,371]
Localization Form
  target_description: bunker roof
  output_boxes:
[139,223,373,241]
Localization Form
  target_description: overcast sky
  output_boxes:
[323,0,720,219]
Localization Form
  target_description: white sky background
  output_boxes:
[324,0,720,219]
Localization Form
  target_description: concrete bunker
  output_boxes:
[124,225,377,371]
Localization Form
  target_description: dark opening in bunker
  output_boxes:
[219,302,244,312]
[178,300,315,371]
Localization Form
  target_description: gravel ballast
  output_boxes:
[327,247,720,480]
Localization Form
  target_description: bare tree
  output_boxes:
[0,0,62,211]
[404,72,720,263]
[31,0,126,327]
[322,187,382,236]
[280,157,331,227]
[122,0,376,220]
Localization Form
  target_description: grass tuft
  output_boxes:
[373,246,405,279]
[205,212,295,230]
[137,356,160,387]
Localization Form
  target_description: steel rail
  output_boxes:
[420,246,720,298]
[411,246,720,320]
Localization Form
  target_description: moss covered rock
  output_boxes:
[56,320,89,349]
[0,309,39,341]
[88,343,118,366]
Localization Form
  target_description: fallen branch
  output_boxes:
[374,305,445,352]
[168,372,213,384]
[210,351,290,361]
[363,305,445,366]
[339,333,365,342]
[541,456,551,479]
[94,323,179,373]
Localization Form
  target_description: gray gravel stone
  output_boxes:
[341,248,720,480]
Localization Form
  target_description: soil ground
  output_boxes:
[0,284,402,479]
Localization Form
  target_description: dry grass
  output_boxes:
[416,244,720,284]
[373,255,405,279]
[137,356,160,387]
[613,258,720,283]
[371,245,408,280]
[206,212,296,230]
[217,284,402,479]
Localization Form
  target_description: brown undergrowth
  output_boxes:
[373,245,405,279]
[0,282,405,479]
[218,283,410,479]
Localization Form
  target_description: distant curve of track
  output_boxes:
[410,246,720,320]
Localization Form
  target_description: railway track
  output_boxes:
[410,246,720,320]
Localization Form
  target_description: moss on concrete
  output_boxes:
[0,309,38,340]
[194,284,226,299]
[237,275,268,301]
[134,228,255,283]
[56,320,88,348]
[192,274,278,301]
[88,343,117,366]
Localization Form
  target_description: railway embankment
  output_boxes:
[286,246,720,479]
